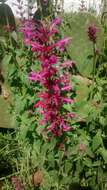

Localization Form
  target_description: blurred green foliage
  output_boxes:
[61,12,104,77]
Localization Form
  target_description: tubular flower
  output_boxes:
[22,18,75,137]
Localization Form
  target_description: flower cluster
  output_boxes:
[21,18,75,137]
[88,24,97,43]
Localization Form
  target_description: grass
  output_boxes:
[0,96,11,128]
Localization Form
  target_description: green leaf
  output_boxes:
[18,124,29,140]
[75,101,93,120]
[65,161,72,174]
[36,125,45,136]
[92,161,101,167]
[63,104,72,111]
[85,147,94,158]
[99,148,107,164]
[92,130,103,151]
[0,36,6,46]
[85,169,92,178]
[75,159,83,174]
[2,54,11,66]
[8,64,17,77]
[83,158,92,167]
[47,153,55,168]
[49,170,59,183]
[11,31,18,42]
[69,146,78,156]
[75,79,90,102]
[61,175,72,185]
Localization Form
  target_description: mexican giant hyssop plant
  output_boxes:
[21,17,75,141]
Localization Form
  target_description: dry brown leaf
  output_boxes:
[32,170,44,187]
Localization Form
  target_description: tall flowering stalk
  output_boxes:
[21,18,75,137]
[88,24,98,99]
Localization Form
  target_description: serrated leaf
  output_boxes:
[92,130,103,151]
[8,64,17,77]
[61,175,72,185]
[75,101,92,119]
[85,147,94,158]
[63,104,72,111]
[99,148,107,164]
[47,153,55,168]
[83,158,92,167]
[2,54,11,66]
[92,161,100,167]
[11,31,18,42]
[65,161,72,174]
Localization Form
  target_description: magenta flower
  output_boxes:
[22,18,75,137]
[88,24,97,43]
[49,55,57,64]
[61,97,74,104]
[50,17,61,28]
[28,71,41,81]
[56,37,71,52]
[62,124,71,132]
[61,60,75,69]
[21,20,36,40]
[47,116,71,136]
[31,42,43,52]
[61,85,72,91]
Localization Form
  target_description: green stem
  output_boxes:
[92,43,96,84]
[90,43,96,100]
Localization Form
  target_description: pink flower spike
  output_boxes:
[88,24,98,43]
[21,18,75,138]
